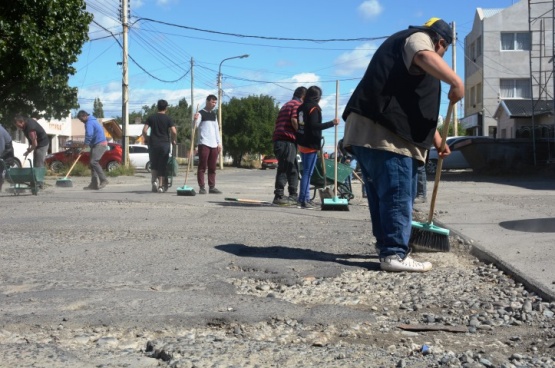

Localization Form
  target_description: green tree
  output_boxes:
[222,94,279,166]
[166,98,192,145]
[0,0,93,120]
[93,98,104,118]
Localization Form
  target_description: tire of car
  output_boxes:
[426,159,438,175]
[50,160,64,172]
[106,161,120,172]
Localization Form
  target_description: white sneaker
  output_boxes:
[152,179,158,193]
[380,254,432,272]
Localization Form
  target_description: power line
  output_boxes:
[132,17,388,43]
[91,19,191,83]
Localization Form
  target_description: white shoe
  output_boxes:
[380,254,432,272]
[152,180,158,193]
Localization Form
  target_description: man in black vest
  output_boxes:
[342,18,464,272]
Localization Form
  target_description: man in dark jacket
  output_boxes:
[342,18,464,272]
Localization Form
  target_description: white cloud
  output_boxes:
[334,42,377,76]
[358,0,383,20]
[86,0,121,39]
[156,0,178,7]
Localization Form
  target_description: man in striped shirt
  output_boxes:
[271,86,306,206]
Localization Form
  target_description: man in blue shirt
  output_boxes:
[77,110,109,190]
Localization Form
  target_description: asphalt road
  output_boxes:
[2,166,554,333]
[0,168,375,331]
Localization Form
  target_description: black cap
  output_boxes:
[409,18,453,45]
[77,110,89,119]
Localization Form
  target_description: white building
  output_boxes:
[463,0,554,140]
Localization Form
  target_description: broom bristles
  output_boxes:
[177,186,196,196]
[409,222,450,252]
[321,197,349,211]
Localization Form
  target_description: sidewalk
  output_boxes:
[419,171,555,301]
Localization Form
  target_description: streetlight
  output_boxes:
[217,54,249,169]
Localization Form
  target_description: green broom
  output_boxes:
[409,103,454,252]
[177,104,199,196]
[55,152,83,188]
[322,80,349,211]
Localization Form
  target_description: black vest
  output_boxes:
[199,109,216,122]
[342,28,441,149]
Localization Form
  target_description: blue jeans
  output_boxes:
[352,146,418,259]
[298,151,318,203]
[416,164,427,198]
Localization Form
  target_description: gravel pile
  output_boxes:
[3,245,553,367]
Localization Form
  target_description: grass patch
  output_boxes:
[106,164,135,177]
[49,162,91,177]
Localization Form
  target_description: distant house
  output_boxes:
[494,100,554,139]
[463,1,554,140]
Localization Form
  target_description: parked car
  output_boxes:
[261,155,278,170]
[426,136,484,174]
[46,142,122,172]
[129,144,151,172]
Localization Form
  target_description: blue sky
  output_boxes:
[73,0,518,152]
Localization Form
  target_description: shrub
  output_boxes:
[106,164,135,177]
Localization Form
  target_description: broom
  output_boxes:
[409,103,454,252]
[177,104,199,196]
[321,80,349,211]
[55,152,83,188]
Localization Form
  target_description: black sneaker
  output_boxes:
[301,201,316,210]
[83,184,98,190]
[273,196,291,206]
[199,187,207,194]
[98,180,109,190]
[209,187,222,194]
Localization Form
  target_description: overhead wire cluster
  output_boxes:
[78,0,384,111]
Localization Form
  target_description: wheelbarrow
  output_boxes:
[5,159,46,195]
[310,157,354,201]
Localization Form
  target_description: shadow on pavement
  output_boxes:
[433,171,555,190]
[499,217,555,233]
[216,243,380,270]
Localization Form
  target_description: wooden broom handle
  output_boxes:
[427,103,454,224]
[64,152,83,180]
[334,80,339,197]
[184,104,200,184]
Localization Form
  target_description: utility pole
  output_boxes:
[190,57,195,158]
[121,0,129,166]
[451,21,458,136]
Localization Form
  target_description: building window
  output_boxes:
[476,83,482,105]
[476,36,482,57]
[501,32,531,50]
[470,86,476,106]
[500,79,531,98]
